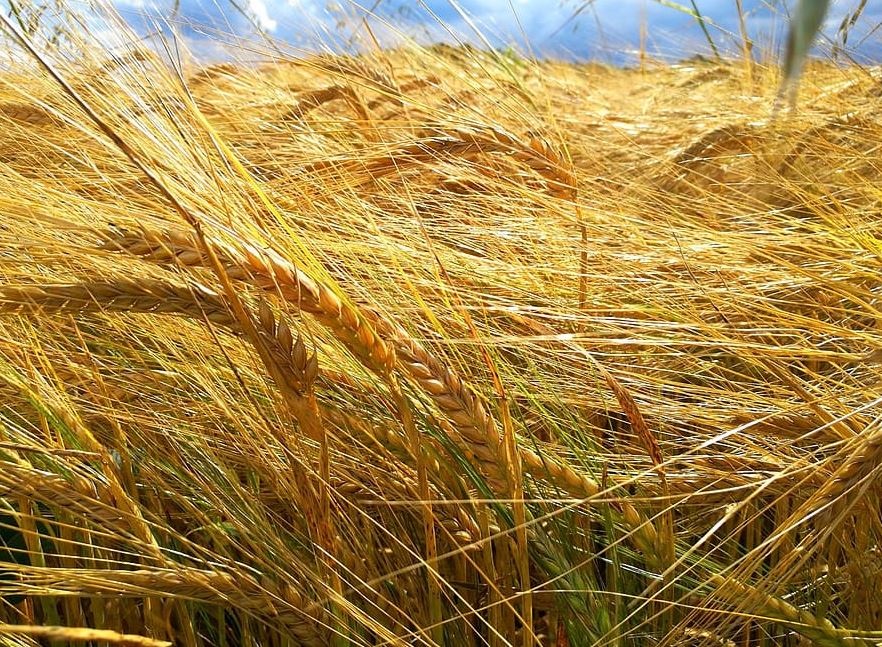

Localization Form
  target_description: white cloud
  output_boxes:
[105,0,880,61]
[247,0,277,31]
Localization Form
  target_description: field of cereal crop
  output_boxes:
[1,7,881,645]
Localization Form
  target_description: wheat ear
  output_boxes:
[0,279,234,323]
[101,229,510,487]
[706,573,857,647]
[0,624,170,647]
[10,566,330,646]
[303,124,576,199]
[281,85,370,124]
[101,229,396,374]
[0,276,477,539]
[812,424,882,525]
[0,102,62,126]
[99,228,669,566]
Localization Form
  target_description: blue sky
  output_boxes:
[109,0,881,63]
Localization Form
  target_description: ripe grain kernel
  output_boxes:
[421,379,447,395]
[356,326,374,348]
[405,361,433,380]
[341,304,359,331]
[318,288,341,316]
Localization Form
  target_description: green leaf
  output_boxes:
[653,0,701,19]
[779,0,831,105]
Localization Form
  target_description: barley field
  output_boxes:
[0,12,881,647]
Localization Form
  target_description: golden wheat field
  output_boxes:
[0,13,881,647]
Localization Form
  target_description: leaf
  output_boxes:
[654,0,702,19]
[779,0,832,106]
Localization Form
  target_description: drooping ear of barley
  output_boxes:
[302,124,576,199]
[0,624,171,647]
[101,228,397,375]
[281,86,371,126]
[0,279,234,324]
[0,279,426,641]
[96,226,677,572]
